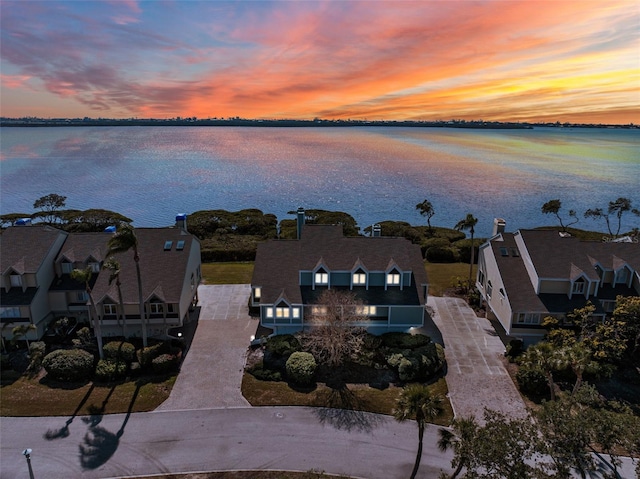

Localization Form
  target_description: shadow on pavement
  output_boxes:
[314,385,384,433]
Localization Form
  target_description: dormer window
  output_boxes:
[353,271,366,285]
[572,279,585,294]
[315,269,328,285]
[10,274,22,288]
[61,262,73,274]
[387,272,400,286]
[615,268,630,285]
[103,304,117,315]
[89,262,100,273]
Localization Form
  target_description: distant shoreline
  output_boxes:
[1,118,637,129]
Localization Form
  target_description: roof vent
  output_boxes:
[372,224,382,237]
[176,213,188,231]
[296,207,305,240]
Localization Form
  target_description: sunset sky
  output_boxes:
[1,1,638,123]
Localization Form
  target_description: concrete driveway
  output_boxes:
[426,296,528,422]
[156,284,259,410]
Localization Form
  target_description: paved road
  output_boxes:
[0,407,454,479]
[427,296,528,422]
[156,285,259,410]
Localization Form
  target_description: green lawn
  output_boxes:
[201,262,254,284]
[0,375,176,417]
[425,262,477,297]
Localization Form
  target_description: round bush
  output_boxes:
[151,353,179,374]
[266,334,302,357]
[285,352,317,385]
[137,342,168,368]
[516,366,548,396]
[95,359,128,382]
[43,349,95,382]
[103,341,136,363]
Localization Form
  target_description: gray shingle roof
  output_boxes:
[1,226,67,275]
[252,224,427,304]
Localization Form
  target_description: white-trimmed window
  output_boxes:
[103,304,117,315]
[315,271,328,285]
[10,274,22,288]
[0,307,20,318]
[149,303,164,314]
[276,307,290,318]
[265,307,274,318]
[516,313,540,325]
[89,262,100,273]
[353,272,367,285]
[487,280,493,297]
[61,262,73,274]
[76,291,88,302]
[292,308,300,319]
[572,281,585,294]
[254,287,261,301]
[616,268,629,284]
[387,273,400,286]
[478,270,485,287]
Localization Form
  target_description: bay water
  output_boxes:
[1,126,638,238]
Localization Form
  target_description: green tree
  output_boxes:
[454,213,478,288]
[612,295,640,357]
[11,323,36,349]
[33,193,67,224]
[107,224,148,347]
[541,199,578,232]
[518,342,566,401]
[585,197,639,238]
[565,342,597,395]
[0,213,31,228]
[71,267,104,359]
[393,384,444,479]
[103,256,127,338]
[416,200,436,235]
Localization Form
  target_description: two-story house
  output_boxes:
[1,226,68,341]
[1,215,201,343]
[477,225,640,345]
[251,210,428,335]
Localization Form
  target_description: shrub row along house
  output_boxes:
[251,208,429,334]
[477,220,640,345]
[1,215,201,343]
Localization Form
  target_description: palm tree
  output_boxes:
[103,256,127,338]
[11,323,37,350]
[71,267,104,359]
[437,417,479,479]
[566,343,596,395]
[393,384,444,479]
[416,200,435,235]
[520,342,566,401]
[107,224,147,346]
[454,214,478,288]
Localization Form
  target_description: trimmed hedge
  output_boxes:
[95,359,128,382]
[43,349,95,382]
[151,354,179,374]
[103,341,136,363]
[137,342,169,368]
[265,334,301,357]
[248,362,283,382]
[285,352,317,385]
[386,343,445,382]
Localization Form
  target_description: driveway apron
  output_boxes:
[156,284,258,410]
[427,296,528,422]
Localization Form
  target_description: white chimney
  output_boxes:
[493,218,506,236]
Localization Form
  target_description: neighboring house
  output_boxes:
[251,210,428,335]
[1,216,201,343]
[1,226,69,341]
[477,224,640,345]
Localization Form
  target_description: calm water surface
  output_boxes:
[1,126,638,237]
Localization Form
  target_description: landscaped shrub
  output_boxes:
[381,332,431,350]
[151,353,179,374]
[26,341,46,374]
[43,348,95,382]
[103,341,136,363]
[516,366,548,396]
[95,359,128,382]
[248,362,283,382]
[386,343,445,382]
[265,334,301,357]
[285,351,317,385]
[137,342,169,368]
[72,327,97,353]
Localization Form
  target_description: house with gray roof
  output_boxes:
[1,216,201,343]
[477,224,640,345]
[251,211,428,335]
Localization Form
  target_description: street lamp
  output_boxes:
[22,448,35,479]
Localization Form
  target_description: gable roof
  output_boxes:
[91,227,198,304]
[252,224,427,304]
[1,226,67,275]
[55,232,111,265]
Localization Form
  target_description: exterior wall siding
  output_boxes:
[538,279,569,295]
